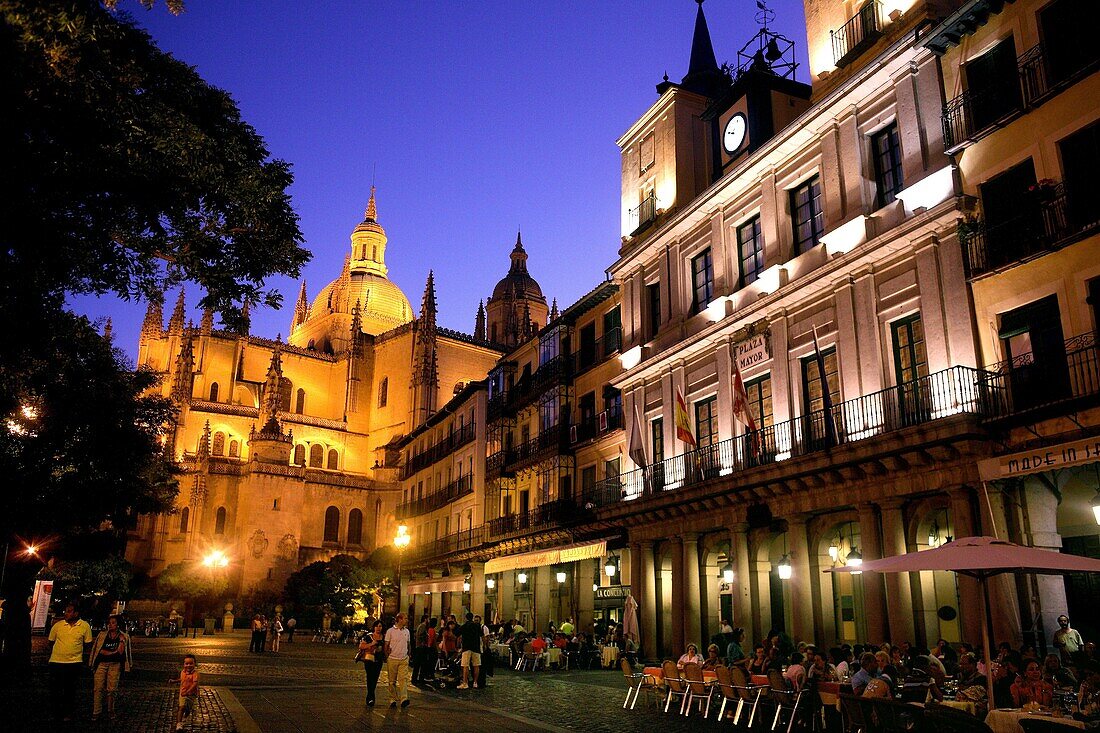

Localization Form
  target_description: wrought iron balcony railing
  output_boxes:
[629,194,657,236]
[960,181,1100,278]
[831,1,882,68]
[396,474,474,520]
[568,406,624,446]
[487,498,583,540]
[406,525,485,562]
[581,365,989,509]
[402,422,476,479]
[977,331,1100,419]
[574,328,623,374]
[505,423,568,472]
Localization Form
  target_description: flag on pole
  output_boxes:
[731,355,761,456]
[811,324,838,447]
[628,404,648,469]
[674,387,696,446]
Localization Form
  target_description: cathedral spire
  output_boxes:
[198,420,211,458]
[200,305,214,335]
[365,185,377,221]
[141,294,164,340]
[549,298,559,323]
[679,0,727,96]
[259,339,283,427]
[509,231,529,274]
[420,270,438,328]
[474,300,486,341]
[171,335,194,402]
[292,280,308,330]
[238,300,251,336]
[103,317,113,342]
[412,272,439,425]
[168,288,186,334]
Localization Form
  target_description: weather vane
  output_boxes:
[754,0,776,30]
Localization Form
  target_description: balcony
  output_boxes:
[943,42,1098,152]
[978,331,1100,421]
[573,328,622,375]
[487,498,583,540]
[506,423,568,473]
[960,181,1100,278]
[831,1,882,68]
[402,422,476,479]
[581,366,989,509]
[407,525,485,562]
[396,474,474,520]
[568,406,624,446]
[629,194,657,237]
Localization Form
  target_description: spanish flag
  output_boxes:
[674,387,695,446]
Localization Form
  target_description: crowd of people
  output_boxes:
[247,613,295,652]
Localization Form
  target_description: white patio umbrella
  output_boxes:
[622,593,640,649]
[827,535,1100,709]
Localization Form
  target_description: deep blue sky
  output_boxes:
[71,0,808,362]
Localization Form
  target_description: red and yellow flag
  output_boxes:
[674,387,695,446]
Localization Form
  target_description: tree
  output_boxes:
[40,556,133,620]
[283,555,391,620]
[0,1,308,548]
[156,560,228,620]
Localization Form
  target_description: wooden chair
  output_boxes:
[620,658,660,710]
[838,693,866,733]
[767,669,804,733]
[661,660,690,714]
[924,702,992,733]
[731,664,767,727]
[681,662,713,717]
[712,665,739,721]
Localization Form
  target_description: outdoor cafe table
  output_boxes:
[490,642,511,660]
[985,709,1085,733]
[601,645,619,668]
[643,666,718,684]
[543,647,562,667]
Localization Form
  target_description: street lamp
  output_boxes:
[517,571,527,585]
[462,576,471,593]
[722,562,735,584]
[777,554,792,580]
[486,577,496,590]
[556,570,567,584]
[394,524,410,617]
[200,550,229,634]
[604,553,618,579]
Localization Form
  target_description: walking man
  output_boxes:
[457,613,482,689]
[384,613,411,708]
[286,617,296,643]
[47,603,93,723]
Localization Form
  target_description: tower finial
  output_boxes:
[365,185,377,221]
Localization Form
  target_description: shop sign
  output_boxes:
[735,334,770,372]
[595,585,630,601]
[978,436,1100,481]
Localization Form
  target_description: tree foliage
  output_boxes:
[283,555,393,619]
[156,560,228,601]
[42,555,133,608]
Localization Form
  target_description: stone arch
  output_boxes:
[295,388,306,414]
[812,513,863,644]
[212,432,225,456]
[214,506,227,535]
[751,525,792,637]
[179,506,189,534]
[229,439,240,458]
[907,495,961,646]
[293,444,306,466]
[347,508,363,545]
[654,541,675,658]
[323,506,340,543]
[208,382,219,402]
[309,444,324,468]
[327,448,339,470]
[699,531,734,646]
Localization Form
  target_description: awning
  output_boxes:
[405,577,466,594]
[484,539,607,574]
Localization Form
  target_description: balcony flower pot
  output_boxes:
[1028,178,1058,203]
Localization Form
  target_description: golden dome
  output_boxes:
[309,267,413,336]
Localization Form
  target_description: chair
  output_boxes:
[712,665,739,721]
[857,696,926,733]
[621,658,660,710]
[681,662,713,717]
[731,664,767,727]
[661,660,690,714]
[768,670,804,733]
[839,693,866,733]
[1018,719,1073,733]
[923,703,992,733]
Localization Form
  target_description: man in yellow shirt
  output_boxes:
[48,603,93,722]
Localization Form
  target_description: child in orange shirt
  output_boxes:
[175,654,199,731]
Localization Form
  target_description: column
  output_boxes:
[732,525,753,644]
[788,515,815,644]
[671,536,685,654]
[640,541,657,659]
[499,569,515,622]
[857,502,888,643]
[948,488,983,645]
[715,343,735,443]
[429,569,443,618]
[534,567,551,635]
[470,561,486,621]
[575,560,595,633]
[683,533,702,650]
[878,499,916,644]
[1022,477,1069,640]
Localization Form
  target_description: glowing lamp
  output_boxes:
[593,583,599,592]
[620,345,643,370]
[777,554,792,580]
[394,524,410,549]
[828,545,839,562]
[846,548,863,568]
[722,563,735,584]
[604,554,618,578]
[462,578,471,593]
[556,571,567,584]
[1092,492,1100,526]
[517,571,528,584]
[486,577,496,590]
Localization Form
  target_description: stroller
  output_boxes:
[432,648,462,689]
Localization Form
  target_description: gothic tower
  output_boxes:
[485,232,549,348]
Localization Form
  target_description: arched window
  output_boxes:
[179,507,189,533]
[293,444,306,465]
[378,377,388,408]
[214,506,227,535]
[295,388,305,414]
[209,383,219,402]
[323,506,340,543]
[347,508,363,545]
[229,440,239,458]
[327,449,339,470]
[277,377,292,412]
[212,432,225,456]
[309,444,324,468]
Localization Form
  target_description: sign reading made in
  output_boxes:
[978,436,1100,481]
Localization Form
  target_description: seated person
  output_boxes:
[677,643,704,668]
[785,652,807,691]
[851,653,880,696]
[748,645,768,675]
[993,653,1022,709]
[1011,659,1054,708]
[553,633,568,650]
[902,656,943,702]
[808,649,838,681]
[1076,662,1100,723]
[1042,653,1077,688]
[530,635,548,654]
[702,644,722,671]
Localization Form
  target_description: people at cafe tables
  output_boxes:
[529,634,548,655]
[889,645,909,678]
[808,648,839,682]
[702,644,722,671]
[1075,662,1100,723]
[992,651,1023,709]
[1011,659,1054,708]
[850,652,880,696]
[902,655,944,702]
[1042,653,1077,688]
[956,651,987,690]
[748,645,768,675]
[725,627,747,667]
[832,647,853,679]
[677,644,704,668]
[785,652,808,691]
[552,633,568,651]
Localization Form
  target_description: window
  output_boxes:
[581,465,597,492]
[694,396,718,447]
[578,323,597,369]
[891,315,928,386]
[791,177,824,253]
[604,457,621,481]
[347,508,363,545]
[273,498,280,511]
[738,217,764,287]
[293,444,306,466]
[179,507,189,534]
[229,440,239,458]
[998,295,1070,410]
[603,306,622,356]
[871,123,903,208]
[378,377,388,408]
[639,132,655,172]
[277,377,292,412]
[651,418,664,464]
[1059,120,1100,231]
[309,444,324,468]
[323,506,340,543]
[801,346,841,415]
[691,249,714,314]
[327,449,339,470]
[212,432,225,456]
[965,37,1022,133]
[295,388,305,414]
[646,282,661,339]
[214,506,227,535]
[209,383,219,402]
[1039,0,1100,88]
[744,375,774,429]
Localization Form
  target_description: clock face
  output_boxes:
[723,113,747,155]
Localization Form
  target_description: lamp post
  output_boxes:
[201,549,229,635]
[393,524,410,617]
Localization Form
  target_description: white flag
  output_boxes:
[628,404,648,469]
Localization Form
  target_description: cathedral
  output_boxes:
[124,190,545,593]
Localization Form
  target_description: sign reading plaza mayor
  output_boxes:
[978,436,1100,480]
[734,333,770,372]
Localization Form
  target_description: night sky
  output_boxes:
[70,0,808,362]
